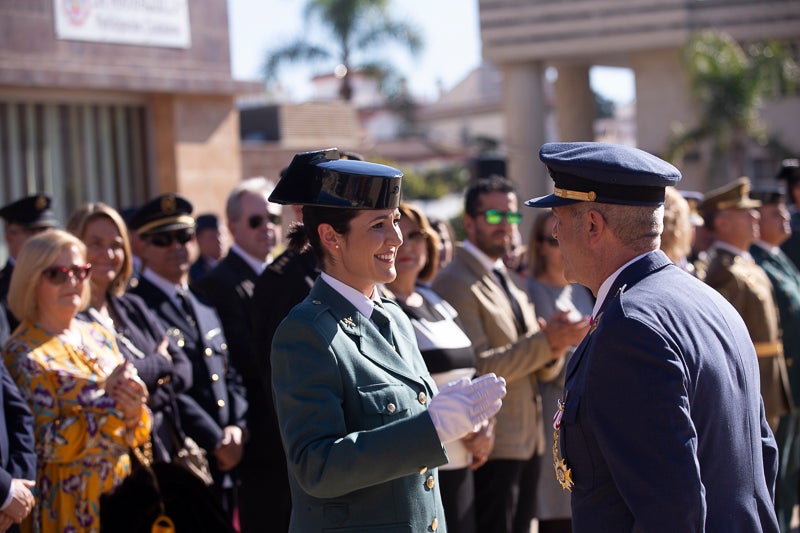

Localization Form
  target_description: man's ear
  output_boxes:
[586,209,605,243]
[463,214,475,240]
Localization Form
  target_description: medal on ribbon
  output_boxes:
[552,392,574,491]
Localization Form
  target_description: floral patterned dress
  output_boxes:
[3,320,151,533]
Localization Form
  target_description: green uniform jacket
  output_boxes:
[271,278,448,533]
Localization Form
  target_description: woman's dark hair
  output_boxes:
[297,205,359,266]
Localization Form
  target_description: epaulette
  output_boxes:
[268,249,297,274]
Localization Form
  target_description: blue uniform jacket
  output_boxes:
[0,360,35,523]
[271,278,448,532]
[561,250,779,532]
[131,278,248,458]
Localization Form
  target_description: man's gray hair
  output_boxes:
[573,202,663,252]
[226,176,275,222]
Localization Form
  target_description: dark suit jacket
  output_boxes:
[0,361,36,508]
[193,250,259,385]
[78,292,199,462]
[0,303,9,349]
[562,250,778,532]
[271,278,447,532]
[130,278,248,464]
[0,262,11,303]
[0,262,18,334]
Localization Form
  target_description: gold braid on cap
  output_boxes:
[136,215,195,235]
[554,187,597,202]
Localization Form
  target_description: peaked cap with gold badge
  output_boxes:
[698,177,761,221]
[525,142,682,208]
[269,148,402,209]
[128,193,195,236]
[0,194,58,228]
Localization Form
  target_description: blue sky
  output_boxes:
[227,0,635,104]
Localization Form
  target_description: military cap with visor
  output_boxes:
[749,184,785,206]
[269,148,402,209]
[194,213,220,232]
[525,142,682,208]
[776,159,800,183]
[129,193,195,236]
[699,177,762,218]
[0,194,58,228]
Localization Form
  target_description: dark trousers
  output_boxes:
[474,458,527,533]
[513,453,542,533]
[439,467,476,533]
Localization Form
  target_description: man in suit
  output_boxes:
[750,185,800,532]
[128,193,248,523]
[698,177,792,433]
[0,361,35,533]
[0,194,58,333]
[189,213,225,285]
[192,177,282,533]
[525,141,778,532]
[431,176,589,533]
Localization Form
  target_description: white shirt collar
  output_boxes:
[319,272,381,320]
[142,268,188,303]
[753,240,781,256]
[229,244,269,275]
[592,252,651,320]
[712,241,754,262]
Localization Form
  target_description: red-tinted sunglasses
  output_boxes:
[42,264,92,284]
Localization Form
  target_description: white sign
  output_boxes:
[54,0,191,49]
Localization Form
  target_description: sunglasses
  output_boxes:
[247,213,282,229]
[42,264,92,284]
[145,229,195,248]
[539,236,559,246]
[475,209,522,225]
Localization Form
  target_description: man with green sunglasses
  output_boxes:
[478,209,523,226]
[432,176,589,533]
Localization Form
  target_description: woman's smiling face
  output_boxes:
[327,208,403,296]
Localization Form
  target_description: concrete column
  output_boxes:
[148,93,242,214]
[554,64,594,142]
[503,60,547,243]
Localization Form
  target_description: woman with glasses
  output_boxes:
[524,209,593,533]
[268,149,506,532]
[384,202,492,533]
[66,203,195,464]
[3,229,151,533]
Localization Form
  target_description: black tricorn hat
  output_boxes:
[269,148,402,209]
[0,194,58,228]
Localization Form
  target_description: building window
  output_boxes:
[0,100,152,226]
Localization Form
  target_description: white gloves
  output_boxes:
[427,373,507,444]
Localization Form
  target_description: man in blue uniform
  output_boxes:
[525,142,779,532]
[0,194,58,337]
[129,193,248,523]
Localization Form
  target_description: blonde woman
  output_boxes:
[4,229,150,533]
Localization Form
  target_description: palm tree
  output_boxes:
[665,30,797,186]
[262,0,423,102]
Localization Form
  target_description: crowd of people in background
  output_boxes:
[0,148,797,532]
